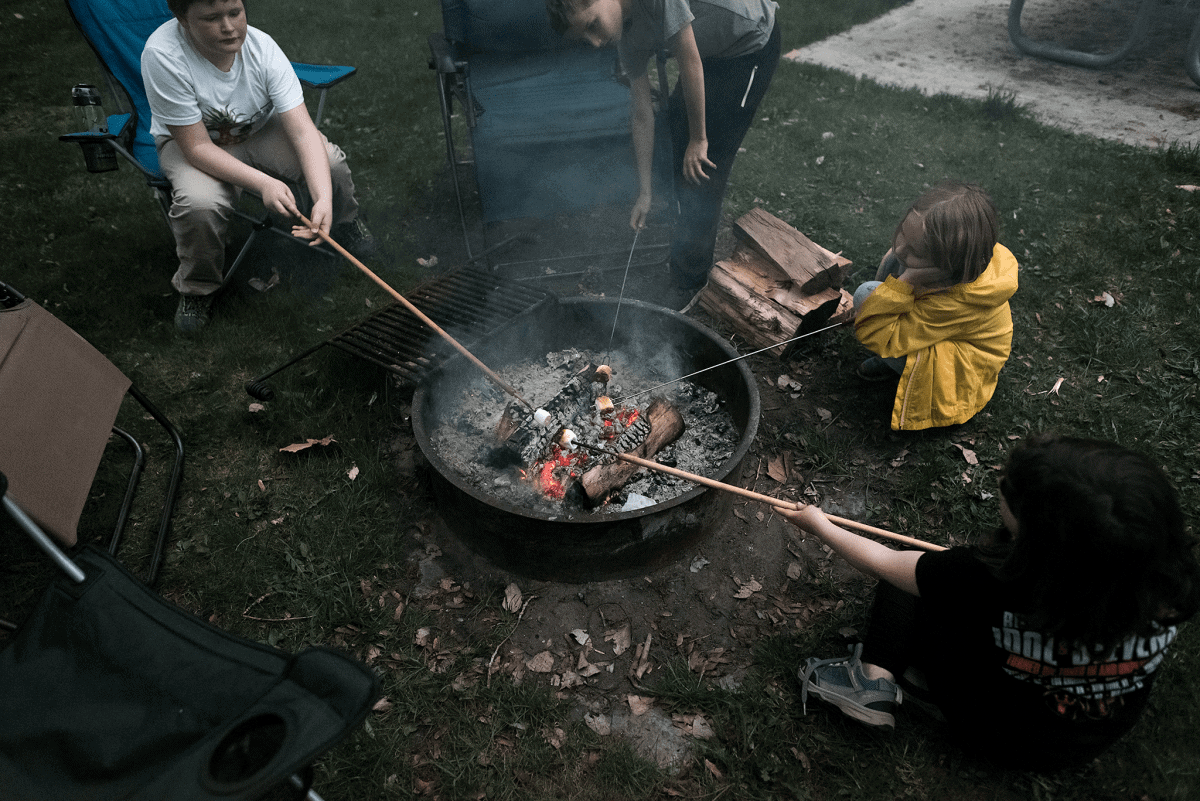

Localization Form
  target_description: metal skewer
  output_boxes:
[572,440,944,552]
[612,321,845,404]
[297,214,535,411]
[604,226,640,364]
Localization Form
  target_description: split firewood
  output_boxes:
[578,398,684,505]
[733,208,852,294]
[490,363,597,468]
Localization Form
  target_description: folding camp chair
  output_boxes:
[0,472,380,801]
[1008,0,1200,87]
[59,0,358,289]
[0,280,183,586]
[428,0,671,278]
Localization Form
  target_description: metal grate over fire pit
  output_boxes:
[412,298,761,583]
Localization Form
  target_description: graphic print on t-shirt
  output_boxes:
[993,611,1176,719]
[202,103,270,146]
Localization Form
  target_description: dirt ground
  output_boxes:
[378,195,908,767]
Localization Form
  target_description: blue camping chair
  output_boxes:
[59,0,358,289]
[428,0,671,274]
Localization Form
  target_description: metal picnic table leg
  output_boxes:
[1007,0,1160,68]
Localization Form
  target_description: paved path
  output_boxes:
[786,0,1199,148]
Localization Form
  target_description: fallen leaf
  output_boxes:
[372,696,392,713]
[733,577,763,599]
[248,403,264,413]
[952,443,979,465]
[544,727,566,749]
[689,555,710,573]
[569,629,590,646]
[787,562,804,580]
[767,455,788,483]
[526,651,555,673]
[347,463,359,480]
[890,449,910,468]
[606,622,632,656]
[627,694,653,716]
[279,435,337,454]
[816,407,832,423]
[502,582,522,613]
[584,713,610,735]
[1176,184,1199,192]
[705,759,724,779]
[414,627,432,647]
[1049,377,1065,396]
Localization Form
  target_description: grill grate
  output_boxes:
[322,265,554,387]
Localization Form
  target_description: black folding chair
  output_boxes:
[0,473,379,801]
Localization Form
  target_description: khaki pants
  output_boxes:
[156,115,359,296]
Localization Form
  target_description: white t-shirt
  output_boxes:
[141,20,304,144]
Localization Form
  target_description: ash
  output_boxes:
[429,347,739,515]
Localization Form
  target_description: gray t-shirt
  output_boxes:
[618,0,777,77]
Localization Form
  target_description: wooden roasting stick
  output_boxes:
[299,214,534,411]
[597,449,945,552]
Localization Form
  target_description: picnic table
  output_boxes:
[1008,0,1200,86]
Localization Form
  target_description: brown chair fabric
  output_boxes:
[0,299,130,546]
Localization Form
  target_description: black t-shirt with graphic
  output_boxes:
[914,548,1177,767]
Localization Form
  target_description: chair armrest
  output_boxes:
[291,62,356,90]
[428,32,462,75]
[58,112,132,143]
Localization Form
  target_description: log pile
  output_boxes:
[696,208,855,355]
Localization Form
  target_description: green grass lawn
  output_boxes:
[3,1,1199,799]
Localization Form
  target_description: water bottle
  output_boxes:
[71,84,118,173]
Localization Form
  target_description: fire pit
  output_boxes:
[411,298,760,582]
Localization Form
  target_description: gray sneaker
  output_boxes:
[175,294,214,333]
[798,643,903,728]
[332,218,378,259]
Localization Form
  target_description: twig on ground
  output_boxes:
[487,595,537,687]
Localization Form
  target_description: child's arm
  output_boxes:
[783,505,922,595]
[168,121,301,220]
[629,72,655,231]
[670,24,716,184]
[276,104,334,242]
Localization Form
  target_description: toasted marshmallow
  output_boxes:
[595,396,614,415]
[559,429,578,449]
[594,365,613,383]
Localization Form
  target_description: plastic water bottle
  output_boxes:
[71,84,118,173]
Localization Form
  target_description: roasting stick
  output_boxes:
[298,214,534,411]
[603,226,640,364]
[612,321,845,405]
[572,441,945,552]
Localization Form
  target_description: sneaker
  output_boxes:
[798,643,903,729]
[856,356,900,383]
[332,218,378,259]
[174,294,214,333]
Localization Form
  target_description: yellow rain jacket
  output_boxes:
[855,244,1018,431]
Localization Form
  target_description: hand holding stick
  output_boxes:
[580,445,944,552]
[296,213,534,411]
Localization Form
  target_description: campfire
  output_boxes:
[429,346,738,516]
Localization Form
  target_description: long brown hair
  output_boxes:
[991,434,1200,651]
[895,181,998,284]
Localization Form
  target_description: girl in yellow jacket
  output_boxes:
[854,182,1019,431]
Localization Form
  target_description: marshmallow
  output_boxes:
[533,408,552,427]
[595,396,614,415]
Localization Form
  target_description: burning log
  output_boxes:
[577,398,684,506]
[489,363,598,468]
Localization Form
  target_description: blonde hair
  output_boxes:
[895,182,998,284]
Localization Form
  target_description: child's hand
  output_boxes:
[898,266,953,294]
[682,139,715,184]
[630,191,651,231]
[781,503,828,535]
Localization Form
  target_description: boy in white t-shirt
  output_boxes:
[142,0,373,332]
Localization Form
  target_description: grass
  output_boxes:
[3,0,1200,799]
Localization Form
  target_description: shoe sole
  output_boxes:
[805,682,896,728]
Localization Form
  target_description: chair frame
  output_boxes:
[427,21,673,279]
[0,478,337,801]
[0,280,185,588]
